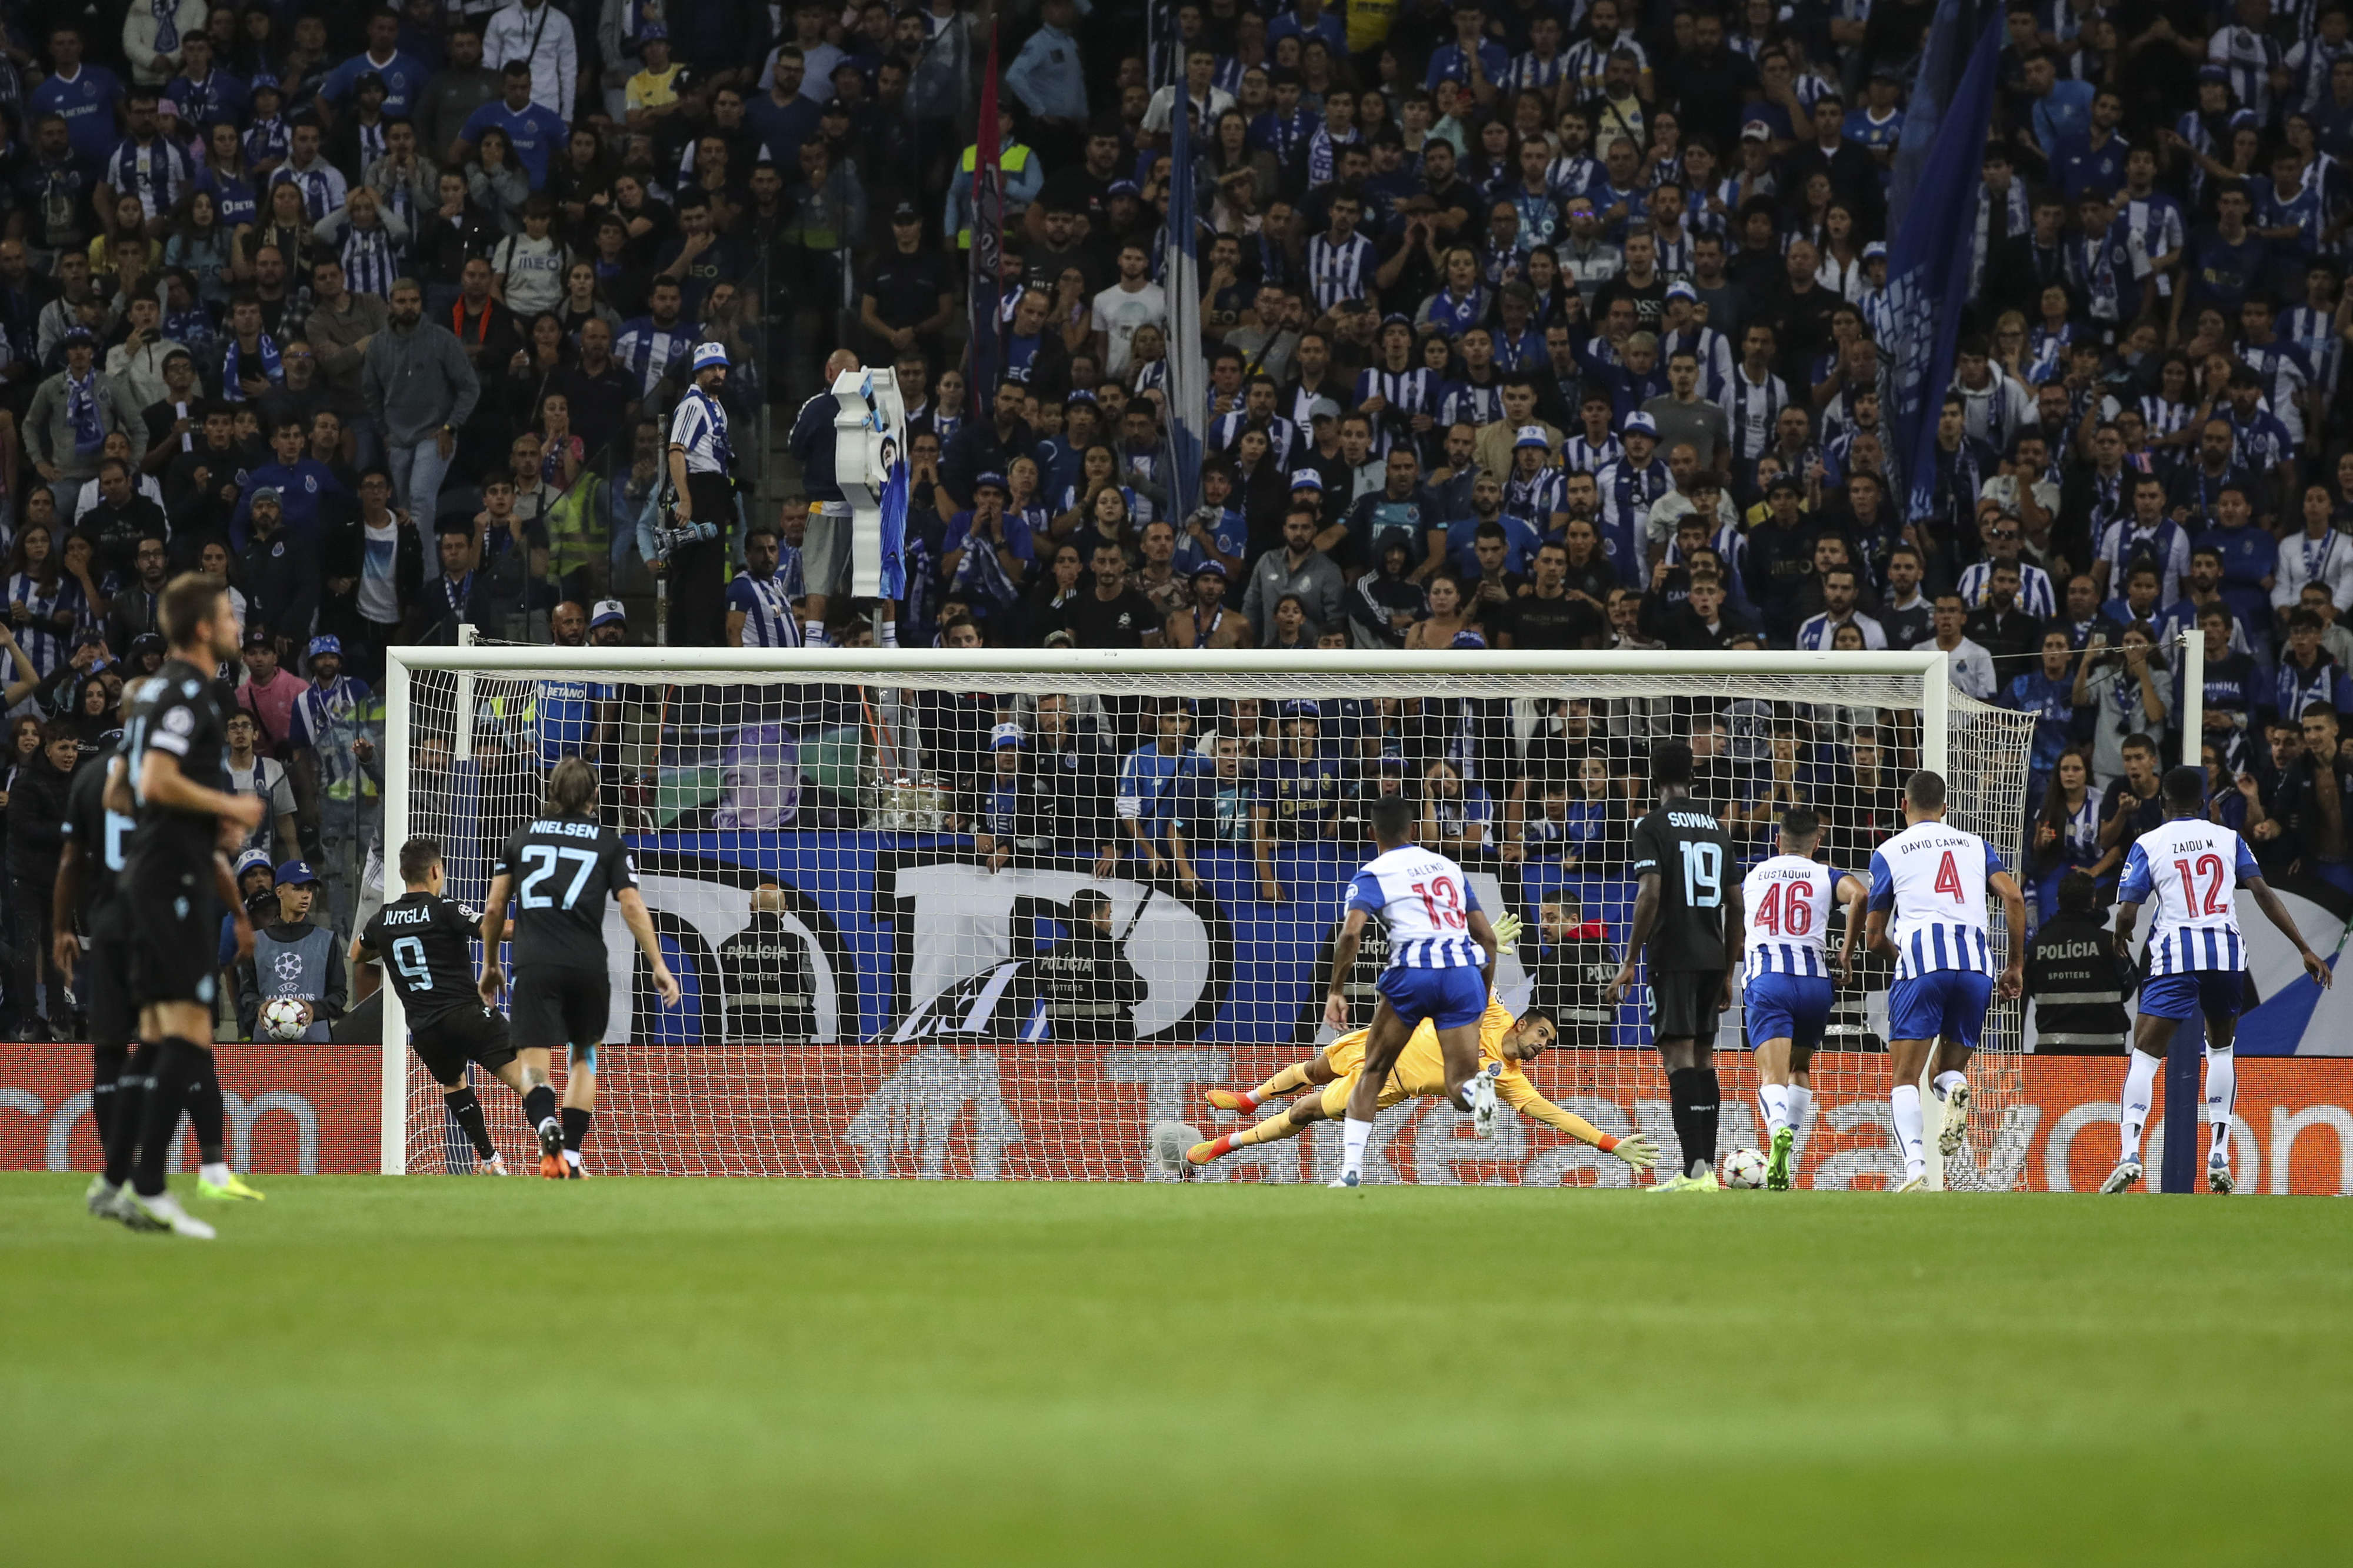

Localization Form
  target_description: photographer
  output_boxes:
[2072,622,2171,786]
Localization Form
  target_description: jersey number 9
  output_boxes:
[392,936,432,990]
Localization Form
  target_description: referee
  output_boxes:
[664,341,738,646]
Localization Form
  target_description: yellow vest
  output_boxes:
[956,141,1035,248]
[1347,0,1398,53]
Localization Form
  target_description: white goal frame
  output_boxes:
[376,646,1995,1183]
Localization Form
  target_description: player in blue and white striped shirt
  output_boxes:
[2105,768,2332,1194]
[1864,771,2027,1192]
[725,521,803,648]
[1322,795,1500,1187]
[1738,809,1866,1190]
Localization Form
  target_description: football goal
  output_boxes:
[376,647,2037,1190]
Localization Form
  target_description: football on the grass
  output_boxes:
[1721,1148,1767,1189]
[261,997,309,1040]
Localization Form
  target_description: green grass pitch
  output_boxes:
[4,1174,2349,1566]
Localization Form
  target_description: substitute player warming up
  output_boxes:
[480,758,682,1178]
[1320,795,1499,1189]
[113,576,268,1237]
[1739,809,1866,1192]
[2103,766,2332,1195]
[356,837,529,1174]
[1864,772,2027,1192]
[1605,741,1742,1192]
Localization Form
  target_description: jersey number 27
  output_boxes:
[518,845,598,909]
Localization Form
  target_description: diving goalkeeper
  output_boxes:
[1187,919,1658,1173]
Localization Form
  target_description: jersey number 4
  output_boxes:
[1933,850,1965,902]
[518,845,598,910]
[1753,878,1812,936]
[2172,855,2229,916]
[1411,877,1467,929]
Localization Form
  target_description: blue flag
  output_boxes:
[1162,24,1205,530]
[1885,11,2002,523]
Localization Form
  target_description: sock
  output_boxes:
[188,1049,225,1167]
[2119,1049,2159,1162]
[1759,1083,1789,1138]
[1932,1069,1967,1102]
[879,619,899,648]
[524,1084,557,1132]
[199,1160,231,1189]
[89,1045,126,1146]
[1786,1085,1813,1140]
[1249,1061,1317,1103]
[104,1043,158,1187]
[1694,1070,1721,1174]
[802,618,828,646]
[1665,1068,1702,1177]
[1341,1115,1372,1177]
[1891,1084,1925,1183]
[444,1086,495,1160]
[561,1106,592,1156]
[2205,1046,2237,1165]
[1234,1109,1307,1148]
[131,1039,205,1197]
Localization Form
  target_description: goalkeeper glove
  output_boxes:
[1601,1132,1660,1170]
[1492,912,1524,957]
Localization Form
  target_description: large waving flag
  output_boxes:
[1161,23,1205,528]
[967,21,1004,421]
[1885,9,2002,523]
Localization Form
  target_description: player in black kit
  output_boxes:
[479,756,681,1178]
[355,837,528,1173]
[111,575,268,1237]
[65,748,262,1223]
[1605,739,1744,1192]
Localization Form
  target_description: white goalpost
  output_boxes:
[376,647,2037,1189]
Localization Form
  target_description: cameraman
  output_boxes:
[662,341,741,646]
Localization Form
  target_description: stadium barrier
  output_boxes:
[5,1043,2353,1193]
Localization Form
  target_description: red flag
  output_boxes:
[967,22,1004,419]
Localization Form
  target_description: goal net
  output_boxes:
[377,649,2036,1190]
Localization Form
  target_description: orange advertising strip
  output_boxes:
[8,1044,2350,1194]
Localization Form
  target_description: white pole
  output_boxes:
[378,652,412,1176]
[452,623,477,764]
[2178,626,2205,771]
[1918,664,1950,1192]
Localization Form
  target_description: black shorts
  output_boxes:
[84,933,135,1049]
[1648,970,1723,1047]
[411,1004,518,1085]
[125,858,218,1009]
[509,965,612,1051]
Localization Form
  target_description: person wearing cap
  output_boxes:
[27,329,148,513]
[287,631,382,926]
[659,338,739,646]
[588,599,629,646]
[966,720,1034,873]
[859,199,958,361]
[238,859,346,1043]
[1167,558,1252,649]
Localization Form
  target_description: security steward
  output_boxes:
[2022,870,2134,1054]
[664,339,738,647]
[1034,888,1146,1041]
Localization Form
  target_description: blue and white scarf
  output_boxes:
[1429,284,1487,338]
[64,369,103,454]
[222,332,282,402]
[151,0,180,55]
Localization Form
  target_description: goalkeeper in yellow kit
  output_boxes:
[1186,920,1659,1172]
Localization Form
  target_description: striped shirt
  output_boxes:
[616,317,699,396]
[726,566,801,647]
[667,386,731,473]
[336,221,401,299]
[2119,819,2262,976]
[1347,843,1485,969]
[1721,367,1788,462]
[1869,822,2007,980]
[1742,856,1842,978]
[1307,231,1375,313]
[104,135,191,219]
[1956,559,2058,619]
[1558,432,1622,477]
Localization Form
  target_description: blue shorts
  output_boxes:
[1377,965,1488,1030]
[2138,968,2245,1023]
[1744,973,1834,1052]
[1888,971,1994,1048]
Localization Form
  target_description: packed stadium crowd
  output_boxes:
[2,0,2352,1047]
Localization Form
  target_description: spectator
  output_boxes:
[1243,507,1345,644]
[4,720,78,1039]
[239,860,346,1042]
[28,331,148,512]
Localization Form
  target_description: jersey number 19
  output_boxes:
[1680,841,1723,908]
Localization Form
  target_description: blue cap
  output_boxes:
[306,633,342,658]
[1622,412,1658,436]
[1289,467,1324,491]
[1282,699,1322,719]
[990,721,1024,749]
[2198,64,2229,84]
[692,341,731,372]
[591,598,627,629]
[1451,630,1488,650]
[234,848,272,877]
[274,859,320,889]
[972,470,1008,495]
[1191,559,1228,580]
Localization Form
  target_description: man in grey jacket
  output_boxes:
[361,278,478,537]
[1240,506,1347,643]
[305,257,392,469]
[26,331,148,511]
